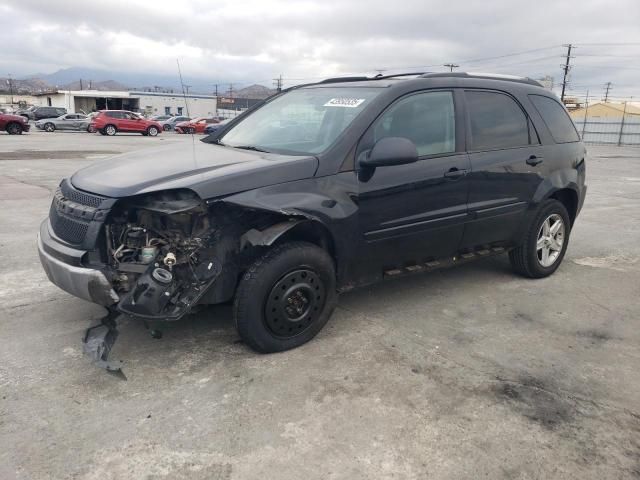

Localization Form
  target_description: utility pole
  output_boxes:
[444,63,459,72]
[227,83,234,98]
[603,82,612,102]
[273,74,283,92]
[183,85,191,94]
[618,101,628,146]
[581,90,589,139]
[79,78,83,90]
[560,44,573,103]
[7,74,13,105]
[213,84,218,97]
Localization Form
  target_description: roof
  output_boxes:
[570,102,640,116]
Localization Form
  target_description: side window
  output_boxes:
[372,91,456,156]
[529,95,580,143]
[466,91,530,150]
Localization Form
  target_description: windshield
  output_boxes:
[220,87,381,155]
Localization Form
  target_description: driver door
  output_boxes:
[356,90,470,271]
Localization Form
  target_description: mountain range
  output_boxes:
[1,67,276,98]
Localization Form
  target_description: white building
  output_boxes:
[33,90,217,117]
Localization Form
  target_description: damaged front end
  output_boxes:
[106,190,224,321]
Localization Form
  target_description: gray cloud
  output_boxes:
[1,0,639,98]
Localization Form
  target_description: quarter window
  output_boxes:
[529,94,580,143]
[466,91,530,150]
[372,91,456,156]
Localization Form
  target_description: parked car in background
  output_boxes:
[203,118,231,135]
[0,113,30,134]
[175,117,219,134]
[35,113,91,132]
[150,115,173,122]
[90,110,163,136]
[17,106,67,121]
[161,116,191,131]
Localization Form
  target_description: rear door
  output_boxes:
[460,89,546,249]
[120,112,143,132]
[356,90,470,271]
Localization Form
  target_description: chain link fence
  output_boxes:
[572,117,640,146]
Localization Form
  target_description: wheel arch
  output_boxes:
[547,188,579,226]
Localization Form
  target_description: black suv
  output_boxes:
[19,106,67,121]
[38,72,586,366]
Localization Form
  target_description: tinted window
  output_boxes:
[106,111,123,119]
[373,91,456,156]
[466,91,530,150]
[529,95,580,143]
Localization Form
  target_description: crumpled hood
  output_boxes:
[71,141,318,199]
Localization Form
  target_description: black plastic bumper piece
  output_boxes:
[82,310,124,376]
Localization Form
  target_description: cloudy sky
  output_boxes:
[2,0,640,98]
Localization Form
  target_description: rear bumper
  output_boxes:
[37,220,119,306]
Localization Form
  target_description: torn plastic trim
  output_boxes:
[82,309,124,374]
[240,219,304,248]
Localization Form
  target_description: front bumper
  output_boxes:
[37,220,119,306]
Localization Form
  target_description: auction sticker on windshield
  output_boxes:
[324,98,366,108]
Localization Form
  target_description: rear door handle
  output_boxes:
[444,168,467,179]
[526,155,544,166]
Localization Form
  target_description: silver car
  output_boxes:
[35,113,90,132]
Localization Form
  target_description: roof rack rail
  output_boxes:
[373,72,429,80]
[319,76,370,84]
[419,72,543,87]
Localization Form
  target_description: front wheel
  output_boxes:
[509,199,571,278]
[147,126,159,136]
[234,242,337,353]
[6,122,23,135]
[104,124,117,136]
[44,122,55,132]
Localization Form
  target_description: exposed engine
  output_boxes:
[105,190,223,320]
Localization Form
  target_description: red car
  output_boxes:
[0,113,30,134]
[90,110,162,136]
[175,117,219,134]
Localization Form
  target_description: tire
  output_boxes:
[98,130,107,136]
[509,199,571,278]
[163,124,170,131]
[234,241,337,353]
[104,124,117,136]
[44,122,55,132]
[6,122,23,135]
[147,126,159,136]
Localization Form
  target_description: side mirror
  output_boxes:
[360,136,419,168]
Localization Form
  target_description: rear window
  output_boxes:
[529,95,580,143]
[466,91,531,151]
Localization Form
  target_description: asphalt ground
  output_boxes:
[1,128,639,479]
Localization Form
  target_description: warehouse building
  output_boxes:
[33,90,217,117]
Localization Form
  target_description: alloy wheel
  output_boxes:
[536,213,565,267]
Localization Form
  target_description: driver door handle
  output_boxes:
[444,167,468,179]
[526,155,544,166]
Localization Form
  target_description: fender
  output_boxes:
[221,174,360,286]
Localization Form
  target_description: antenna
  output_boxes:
[176,59,191,118]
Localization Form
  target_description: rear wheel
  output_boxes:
[104,124,117,136]
[147,126,159,136]
[509,199,571,278]
[234,242,337,353]
[163,124,170,131]
[44,122,55,132]
[6,122,23,135]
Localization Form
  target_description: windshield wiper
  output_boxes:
[233,145,270,153]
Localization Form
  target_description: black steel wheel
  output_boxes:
[264,269,326,338]
[234,241,337,353]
